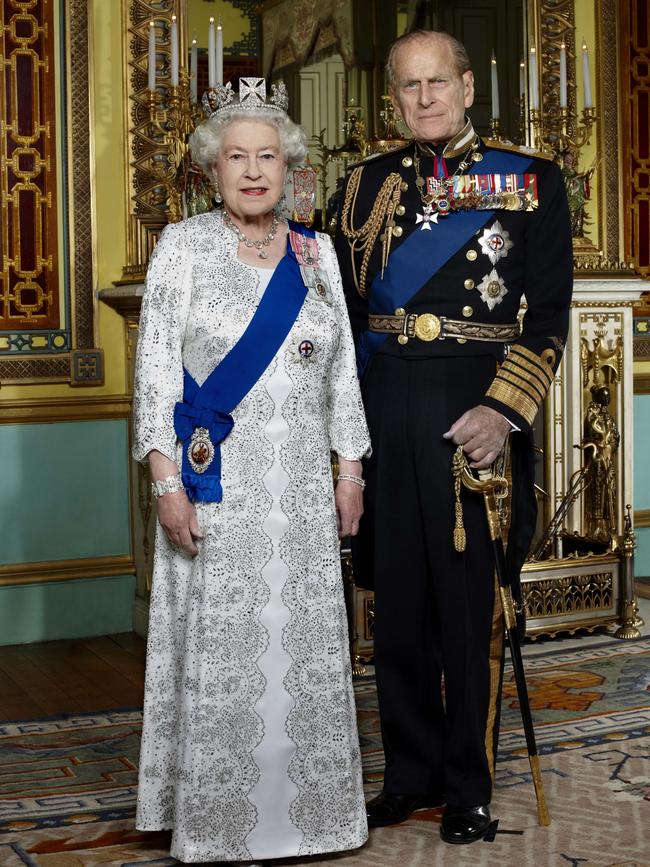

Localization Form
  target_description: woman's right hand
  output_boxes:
[156,490,203,557]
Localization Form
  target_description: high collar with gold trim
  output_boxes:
[417,118,477,159]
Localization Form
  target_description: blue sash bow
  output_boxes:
[174,220,315,503]
[357,149,534,375]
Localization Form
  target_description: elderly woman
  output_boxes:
[132,78,370,864]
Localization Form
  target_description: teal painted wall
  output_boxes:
[0,575,136,645]
[634,395,650,577]
[0,419,134,644]
[0,420,131,564]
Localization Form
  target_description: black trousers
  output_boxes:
[358,354,505,807]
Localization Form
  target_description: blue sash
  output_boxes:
[357,149,534,375]
[174,220,314,503]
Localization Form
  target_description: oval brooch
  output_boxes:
[188,426,214,474]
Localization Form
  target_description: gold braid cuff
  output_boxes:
[339,166,404,297]
[486,344,555,426]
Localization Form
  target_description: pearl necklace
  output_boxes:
[223,209,280,259]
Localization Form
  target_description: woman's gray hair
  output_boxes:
[386,30,471,90]
[189,109,308,177]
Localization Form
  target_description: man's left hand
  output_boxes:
[443,405,510,469]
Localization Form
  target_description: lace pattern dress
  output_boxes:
[132,211,371,863]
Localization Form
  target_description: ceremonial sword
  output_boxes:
[452,445,551,827]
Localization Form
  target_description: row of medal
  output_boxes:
[420,172,539,221]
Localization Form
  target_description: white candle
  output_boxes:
[208,17,216,88]
[529,45,539,110]
[170,14,179,87]
[559,42,567,108]
[148,20,156,92]
[582,41,593,107]
[519,56,525,99]
[490,52,499,119]
[216,17,224,86]
[190,38,198,103]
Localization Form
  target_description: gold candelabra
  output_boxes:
[529,105,597,159]
[148,69,202,223]
[378,95,403,142]
[489,117,502,140]
[308,96,409,234]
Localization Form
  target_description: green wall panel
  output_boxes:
[634,395,650,577]
[0,575,135,645]
[0,420,131,565]
[633,395,650,510]
[636,528,650,579]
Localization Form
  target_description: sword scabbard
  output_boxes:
[528,754,551,826]
[499,584,518,631]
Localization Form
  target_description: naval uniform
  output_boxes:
[334,120,573,808]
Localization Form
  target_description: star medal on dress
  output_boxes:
[477,269,508,311]
[478,220,513,265]
[188,426,215,473]
[290,338,319,365]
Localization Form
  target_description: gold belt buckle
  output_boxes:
[413,313,442,341]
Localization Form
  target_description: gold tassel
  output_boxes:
[454,505,466,552]
[452,446,467,552]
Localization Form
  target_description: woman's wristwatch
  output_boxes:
[151,473,184,498]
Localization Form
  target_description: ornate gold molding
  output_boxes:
[522,551,619,572]
[571,300,637,308]
[595,0,621,265]
[533,0,577,145]
[122,0,176,281]
[620,0,650,277]
[0,0,101,384]
[0,395,132,424]
[528,1,632,273]
[0,555,136,587]
[634,372,650,394]
[635,509,650,528]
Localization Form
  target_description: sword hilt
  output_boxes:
[453,446,508,498]
[452,447,508,544]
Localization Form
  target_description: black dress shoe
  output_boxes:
[366,790,445,828]
[440,804,491,844]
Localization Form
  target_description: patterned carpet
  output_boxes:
[1,640,649,866]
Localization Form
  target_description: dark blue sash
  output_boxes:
[174,220,314,503]
[357,149,534,374]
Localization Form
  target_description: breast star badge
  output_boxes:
[478,220,513,264]
[477,269,508,311]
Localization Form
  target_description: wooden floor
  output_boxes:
[0,632,146,722]
[1,587,648,723]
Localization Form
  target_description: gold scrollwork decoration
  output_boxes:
[523,571,614,619]
[0,0,99,383]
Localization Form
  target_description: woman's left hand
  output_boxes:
[335,480,364,537]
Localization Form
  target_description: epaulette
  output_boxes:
[483,138,554,162]
[347,140,413,170]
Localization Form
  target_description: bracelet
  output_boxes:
[151,473,184,498]
[337,473,366,489]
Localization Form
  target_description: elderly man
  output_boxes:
[335,30,572,844]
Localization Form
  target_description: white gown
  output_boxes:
[132,211,371,863]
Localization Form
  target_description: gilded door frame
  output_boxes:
[528,0,627,272]
[0,0,101,386]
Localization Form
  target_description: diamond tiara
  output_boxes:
[202,77,289,120]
